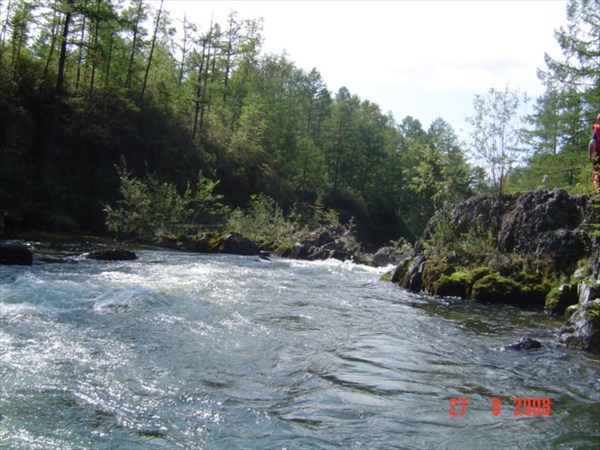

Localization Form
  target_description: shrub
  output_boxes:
[104,165,228,240]
[226,193,294,249]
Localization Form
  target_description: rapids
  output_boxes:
[1,245,599,449]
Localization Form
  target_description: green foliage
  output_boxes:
[225,193,355,252]
[466,86,528,195]
[389,236,411,253]
[2,0,593,250]
[424,211,496,264]
[513,0,599,195]
[104,166,228,240]
[226,193,294,248]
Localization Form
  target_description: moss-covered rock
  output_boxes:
[379,270,393,282]
[469,266,493,286]
[471,273,523,305]
[431,270,470,297]
[390,257,411,284]
[514,271,551,309]
[469,272,548,309]
[545,284,578,315]
[488,253,522,277]
[422,259,454,294]
[585,301,600,329]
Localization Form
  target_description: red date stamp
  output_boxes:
[449,397,551,416]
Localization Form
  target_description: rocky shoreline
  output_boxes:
[2,188,599,353]
[386,188,600,353]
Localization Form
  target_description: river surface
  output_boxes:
[1,244,599,449]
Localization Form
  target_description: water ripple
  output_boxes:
[1,249,598,449]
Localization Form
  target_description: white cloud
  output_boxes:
[163,0,568,131]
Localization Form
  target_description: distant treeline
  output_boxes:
[0,0,597,245]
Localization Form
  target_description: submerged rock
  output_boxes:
[0,243,33,265]
[502,336,542,351]
[85,248,137,261]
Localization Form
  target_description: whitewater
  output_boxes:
[1,245,598,449]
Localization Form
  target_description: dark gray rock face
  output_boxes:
[497,189,580,254]
[0,243,33,265]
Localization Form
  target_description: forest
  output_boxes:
[0,0,598,248]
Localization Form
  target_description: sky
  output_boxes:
[160,0,569,139]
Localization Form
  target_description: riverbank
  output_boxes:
[3,189,599,353]
[386,188,600,353]
[1,220,405,268]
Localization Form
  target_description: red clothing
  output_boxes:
[593,124,600,151]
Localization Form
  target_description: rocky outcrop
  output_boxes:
[389,188,600,353]
[275,227,364,263]
[159,232,262,256]
[0,243,33,265]
[559,283,600,353]
[371,246,406,267]
[85,248,138,261]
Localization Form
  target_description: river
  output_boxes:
[1,244,599,449]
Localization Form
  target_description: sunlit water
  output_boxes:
[1,244,599,449]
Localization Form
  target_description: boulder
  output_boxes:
[400,255,426,292]
[85,248,137,261]
[372,246,405,267]
[431,272,470,298]
[215,233,261,256]
[0,243,33,265]
[280,243,311,259]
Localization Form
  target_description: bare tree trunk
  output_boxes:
[124,0,143,89]
[75,0,87,93]
[0,0,14,64]
[191,37,207,141]
[192,20,213,140]
[43,9,61,81]
[177,14,190,87]
[46,4,73,167]
[222,12,237,105]
[103,30,114,91]
[140,0,163,103]
[88,0,102,96]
